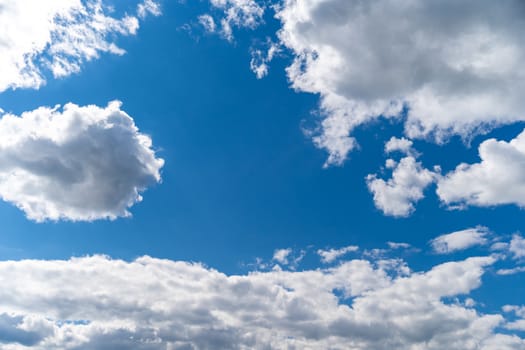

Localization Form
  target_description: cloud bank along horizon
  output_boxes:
[0,232,522,349]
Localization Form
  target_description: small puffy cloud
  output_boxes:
[438,129,525,209]
[0,0,156,92]
[0,252,519,349]
[272,248,292,264]
[317,245,358,263]
[0,101,164,222]
[385,137,414,155]
[367,156,435,217]
[250,40,280,79]
[275,0,525,165]
[430,227,489,254]
[510,234,525,259]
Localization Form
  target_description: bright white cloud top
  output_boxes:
[0,248,522,349]
[274,0,525,165]
[430,227,489,254]
[367,138,435,217]
[0,0,158,92]
[0,101,164,222]
[438,129,525,209]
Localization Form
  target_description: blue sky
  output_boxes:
[0,0,525,348]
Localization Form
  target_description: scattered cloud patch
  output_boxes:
[275,0,525,165]
[205,0,265,41]
[387,242,412,250]
[0,101,164,222]
[0,0,157,92]
[430,227,489,254]
[198,14,217,33]
[317,245,358,263]
[250,40,280,79]
[0,252,518,349]
[137,0,162,19]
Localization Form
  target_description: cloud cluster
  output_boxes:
[0,251,521,349]
[0,0,158,92]
[274,0,525,165]
[0,101,164,222]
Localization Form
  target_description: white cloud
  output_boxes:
[317,245,358,263]
[387,242,411,250]
[0,0,156,92]
[0,252,519,349]
[0,101,164,222]
[385,137,414,155]
[497,266,525,276]
[207,0,265,41]
[430,227,489,254]
[198,14,217,33]
[275,0,525,165]
[367,156,435,217]
[272,248,292,264]
[510,234,525,259]
[250,41,280,79]
[437,129,525,209]
[137,0,161,19]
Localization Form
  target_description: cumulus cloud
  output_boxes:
[0,251,519,349]
[0,101,164,222]
[430,227,489,254]
[317,245,358,263]
[384,137,415,156]
[437,129,525,209]
[272,248,292,264]
[275,0,525,165]
[0,0,157,92]
[367,142,436,217]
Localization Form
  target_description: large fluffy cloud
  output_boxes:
[0,0,159,92]
[275,0,525,165]
[0,250,521,349]
[437,129,525,209]
[0,101,164,222]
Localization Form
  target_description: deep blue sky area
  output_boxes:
[0,0,524,281]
